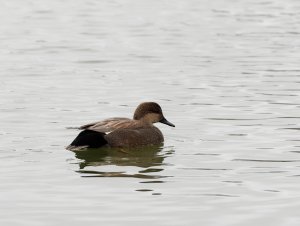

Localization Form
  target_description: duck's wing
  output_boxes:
[79,117,140,133]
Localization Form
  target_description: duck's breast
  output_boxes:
[105,126,164,147]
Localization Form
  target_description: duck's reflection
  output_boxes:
[72,145,172,180]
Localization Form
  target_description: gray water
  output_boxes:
[1,0,300,225]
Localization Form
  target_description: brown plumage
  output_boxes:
[66,102,175,151]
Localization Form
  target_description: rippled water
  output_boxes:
[1,0,300,225]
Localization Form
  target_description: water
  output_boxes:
[1,0,300,225]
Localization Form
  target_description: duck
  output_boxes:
[66,102,175,151]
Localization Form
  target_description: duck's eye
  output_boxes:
[150,109,161,114]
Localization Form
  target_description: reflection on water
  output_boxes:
[73,145,173,180]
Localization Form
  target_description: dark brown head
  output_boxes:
[133,102,175,127]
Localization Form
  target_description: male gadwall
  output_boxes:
[66,102,175,151]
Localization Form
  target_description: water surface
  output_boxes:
[1,0,300,225]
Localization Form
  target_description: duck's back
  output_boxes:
[105,126,164,147]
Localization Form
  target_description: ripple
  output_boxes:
[180,168,231,171]
[76,60,111,64]
[228,134,247,136]
[233,159,300,163]
[139,168,164,173]
[140,180,165,184]
[264,189,280,192]
[206,118,267,121]
[135,189,153,192]
[282,128,300,130]
[201,194,239,198]
[77,170,170,179]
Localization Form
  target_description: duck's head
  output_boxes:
[133,102,175,127]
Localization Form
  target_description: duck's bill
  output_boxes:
[160,117,175,127]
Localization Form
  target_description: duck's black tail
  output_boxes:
[66,130,108,151]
